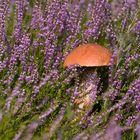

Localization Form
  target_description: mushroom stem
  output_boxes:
[97,66,109,95]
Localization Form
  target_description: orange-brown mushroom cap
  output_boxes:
[64,44,113,67]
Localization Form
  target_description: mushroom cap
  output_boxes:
[64,44,113,67]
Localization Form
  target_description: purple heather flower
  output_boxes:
[4,84,21,111]
[125,0,138,10]
[0,111,2,122]
[126,115,139,126]
[31,3,44,29]
[74,132,85,140]
[39,100,59,120]
[13,126,26,140]
[84,0,106,40]
[104,120,122,140]
[55,0,69,33]
[131,21,140,35]
[67,3,81,34]
[28,122,38,134]
[13,89,26,114]
[87,2,93,18]
[23,122,38,140]
[11,0,15,4]
[114,113,123,122]
[0,1,8,43]
[135,121,140,140]
[13,1,24,42]
[45,105,66,139]
[52,53,62,69]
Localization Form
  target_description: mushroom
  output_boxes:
[63,43,116,109]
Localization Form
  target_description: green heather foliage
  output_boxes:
[0,0,140,140]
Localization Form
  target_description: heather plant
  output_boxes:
[0,0,140,140]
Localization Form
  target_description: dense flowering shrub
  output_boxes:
[0,0,140,139]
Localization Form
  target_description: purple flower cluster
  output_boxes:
[13,1,24,42]
[84,0,106,40]
[0,0,139,139]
